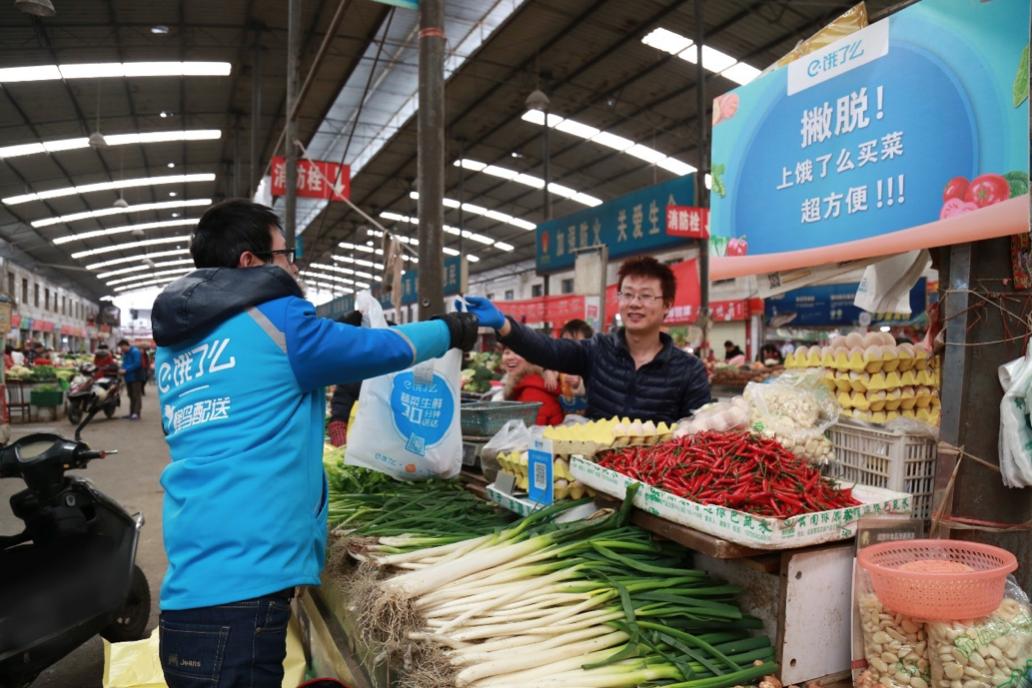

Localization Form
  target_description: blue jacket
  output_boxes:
[152,266,452,610]
[121,346,146,382]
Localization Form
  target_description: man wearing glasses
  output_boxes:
[463,256,710,425]
[150,199,479,687]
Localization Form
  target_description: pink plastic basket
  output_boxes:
[857,539,1017,620]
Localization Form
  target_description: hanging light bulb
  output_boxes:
[88,131,108,149]
[113,197,129,209]
[15,0,56,17]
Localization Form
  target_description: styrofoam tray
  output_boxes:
[485,483,599,522]
[570,456,913,550]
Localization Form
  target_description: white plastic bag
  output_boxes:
[346,291,463,480]
[745,370,839,464]
[999,341,1032,488]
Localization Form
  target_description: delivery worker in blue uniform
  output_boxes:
[151,199,479,688]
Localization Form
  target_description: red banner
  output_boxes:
[496,295,586,332]
[60,325,85,337]
[666,205,709,239]
[11,314,19,327]
[32,320,54,332]
[270,155,350,200]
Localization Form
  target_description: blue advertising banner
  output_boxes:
[709,0,1029,279]
[536,174,695,273]
[765,279,927,327]
[399,256,464,305]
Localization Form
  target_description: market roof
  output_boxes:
[0,0,900,300]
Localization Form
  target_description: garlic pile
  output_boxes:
[744,376,836,465]
[857,591,932,688]
[927,597,1032,688]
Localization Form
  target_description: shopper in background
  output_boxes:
[26,341,45,366]
[723,340,745,361]
[557,319,593,416]
[138,346,150,396]
[326,311,364,447]
[9,346,24,367]
[118,339,144,420]
[501,345,564,425]
[758,343,784,365]
[462,256,711,425]
[32,346,52,367]
[3,346,13,370]
[150,199,479,688]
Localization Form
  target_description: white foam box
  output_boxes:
[570,456,912,550]
[485,483,599,522]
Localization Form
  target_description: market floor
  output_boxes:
[0,385,169,688]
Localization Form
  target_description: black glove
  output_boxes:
[433,312,480,351]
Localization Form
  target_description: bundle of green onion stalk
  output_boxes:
[333,475,778,688]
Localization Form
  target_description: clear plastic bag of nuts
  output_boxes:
[855,568,932,688]
[926,578,1032,688]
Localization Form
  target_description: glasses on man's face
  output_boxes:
[256,248,296,264]
[617,291,664,305]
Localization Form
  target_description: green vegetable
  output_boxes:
[1013,44,1029,108]
[29,365,57,382]
[1006,170,1030,198]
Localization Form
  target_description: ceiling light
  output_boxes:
[494,240,515,251]
[113,276,183,293]
[107,267,192,287]
[455,159,602,207]
[52,218,197,245]
[167,161,176,168]
[15,0,55,16]
[3,172,215,206]
[525,88,550,111]
[641,27,761,86]
[331,254,379,269]
[86,248,191,270]
[33,198,209,228]
[0,129,220,161]
[97,258,194,280]
[0,61,230,84]
[310,262,375,280]
[159,111,171,119]
[521,111,697,178]
[169,191,177,197]
[150,25,170,35]
[71,234,191,259]
[113,197,130,209]
[171,212,180,218]
[642,27,693,55]
[299,270,360,287]
[377,212,495,256]
[413,192,536,231]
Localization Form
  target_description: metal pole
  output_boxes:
[250,35,262,197]
[457,138,465,264]
[232,114,241,198]
[694,0,710,357]
[417,0,445,319]
[284,0,301,251]
[543,105,552,222]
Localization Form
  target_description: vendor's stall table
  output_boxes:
[297,579,387,688]
[5,380,31,422]
[593,493,857,686]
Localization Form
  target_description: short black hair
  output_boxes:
[617,256,676,303]
[117,339,130,347]
[724,340,734,347]
[191,199,283,268]
[560,319,594,339]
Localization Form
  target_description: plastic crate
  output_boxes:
[460,401,541,437]
[828,419,937,519]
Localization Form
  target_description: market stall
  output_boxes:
[298,1,1032,686]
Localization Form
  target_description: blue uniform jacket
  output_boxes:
[151,266,451,610]
[121,346,146,382]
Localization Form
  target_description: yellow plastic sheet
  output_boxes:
[103,614,305,688]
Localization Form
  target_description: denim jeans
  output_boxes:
[159,589,293,688]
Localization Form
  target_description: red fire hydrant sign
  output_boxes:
[666,205,709,239]
[270,155,350,200]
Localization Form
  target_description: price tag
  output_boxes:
[527,438,554,505]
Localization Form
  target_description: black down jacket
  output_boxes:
[498,318,711,425]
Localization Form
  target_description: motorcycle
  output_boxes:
[0,410,149,688]
[65,363,122,425]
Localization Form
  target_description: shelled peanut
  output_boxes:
[858,592,931,688]
[927,597,1032,688]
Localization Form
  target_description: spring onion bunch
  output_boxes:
[353,486,778,688]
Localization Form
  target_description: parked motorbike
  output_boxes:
[0,411,149,688]
[65,363,122,425]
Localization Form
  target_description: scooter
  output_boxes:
[0,412,150,688]
[65,363,122,425]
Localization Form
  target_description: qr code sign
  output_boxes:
[533,462,548,490]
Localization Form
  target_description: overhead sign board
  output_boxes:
[764,278,927,327]
[536,174,695,273]
[709,0,1030,279]
[399,256,465,306]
